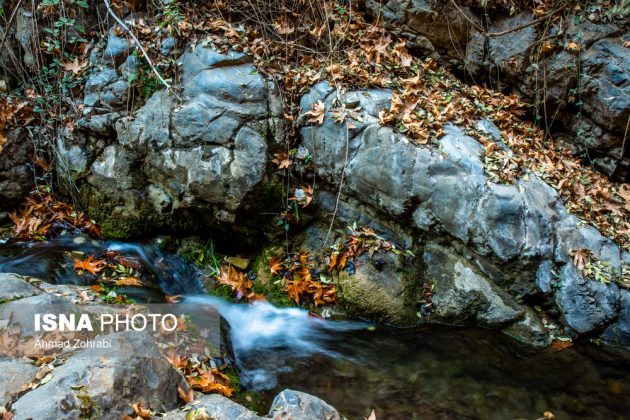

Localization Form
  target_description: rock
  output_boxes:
[502,308,551,347]
[580,39,630,136]
[0,293,87,358]
[0,273,41,302]
[0,128,33,210]
[555,263,620,334]
[163,389,340,420]
[12,330,188,419]
[269,389,341,420]
[602,289,630,346]
[163,394,262,420]
[423,244,523,329]
[363,5,629,176]
[337,251,416,324]
[78,45,279,236]
[102,25,132,64]
[0,358,38,406]
[486,12,537,81]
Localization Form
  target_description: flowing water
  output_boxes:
[1,236,630,419]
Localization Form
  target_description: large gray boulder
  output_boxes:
[67,44,282,237]
[12,330,187,420]
[297,82,626,344]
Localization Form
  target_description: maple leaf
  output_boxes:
[273,17,295,35]
[131,402,151,419]
[272,153,291,169]
[269,257,284,275]
[550,339,573,351]
[286,280,307,304]
[73,255,107,275]
[61,57,88,74]
[187,369,233,397]
[305,100,326,125]
[571,249,591,270]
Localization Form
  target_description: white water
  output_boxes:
[183,295,368,389]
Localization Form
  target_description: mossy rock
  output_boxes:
[335,252,418,325]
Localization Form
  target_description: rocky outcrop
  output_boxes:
[295,81,627,346]
[365,1,630,179]
[59,42,283,237]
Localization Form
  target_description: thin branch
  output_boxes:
[103,0,175,95]
[0,0,24,54]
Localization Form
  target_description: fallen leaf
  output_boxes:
[72,255,107,275]
[131,402,152,419]
[115,277,144,287]
[305,100,326,125]
[178,385,195,403]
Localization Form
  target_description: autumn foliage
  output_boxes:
[9,189,100,240]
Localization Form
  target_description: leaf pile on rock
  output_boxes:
[9,189,100,240]
[157,0,630,252]
[166,352,234,398]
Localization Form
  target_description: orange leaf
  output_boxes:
[550,340,573,351]
[115,277,143,287]
[165,294,181,303]
[73,255,107,275]
[131,402,151,419]
[178,385,195,403]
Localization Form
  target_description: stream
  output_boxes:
[1,236,630,419]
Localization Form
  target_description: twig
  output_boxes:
[448,0,566,38]
[0,0,23,55]
[103,0,174,94]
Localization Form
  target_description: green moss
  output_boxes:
[79,186,194,239]
[252,278,293,307]
[335,270,415,325]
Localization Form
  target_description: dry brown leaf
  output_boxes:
[178,385,195,403]
[131,402,151,419]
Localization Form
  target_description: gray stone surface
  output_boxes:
[0,358,38,406]
[0,129,33,210]
[298,83,627,342]
[0,273,41,302]
[164,394,262,420]
[12,330,187,420]
[269,389,341,420]
[423,244,524,329]
[555,263,620,334]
